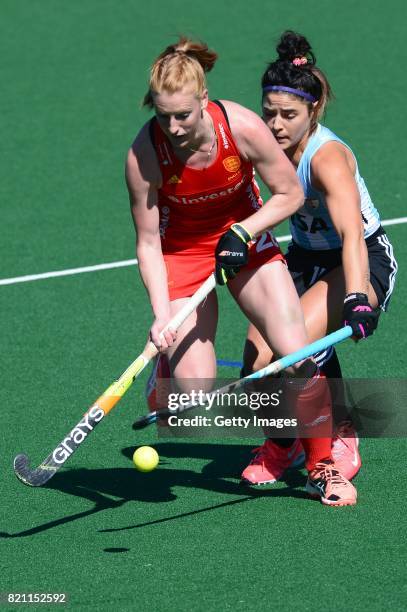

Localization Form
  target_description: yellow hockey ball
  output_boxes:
[132,446,159,472]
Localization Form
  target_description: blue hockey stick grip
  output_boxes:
[248,325,353,380]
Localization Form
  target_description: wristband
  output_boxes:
[230,223,253,244]
[344,292,368,304]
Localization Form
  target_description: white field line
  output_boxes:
[1,216,406,287]
[0,260,138,286]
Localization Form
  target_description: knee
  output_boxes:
[172,361,215,393]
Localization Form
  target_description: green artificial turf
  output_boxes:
[1,1,406,610]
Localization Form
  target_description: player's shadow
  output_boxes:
[0,442,306,539]
[121,440,306,484]
[347,393,402,437]
[99,441,307,533]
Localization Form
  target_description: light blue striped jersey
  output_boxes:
[291,124,381,250]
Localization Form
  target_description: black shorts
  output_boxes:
[285,226,398,312]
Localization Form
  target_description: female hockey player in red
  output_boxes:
[126,36,358,506]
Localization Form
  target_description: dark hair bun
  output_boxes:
[276,30,315,65]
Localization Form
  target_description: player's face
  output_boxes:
[262,92,315,152]
[153,87,208,148]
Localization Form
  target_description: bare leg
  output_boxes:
[165,289,218,393]
[229,260,309,372]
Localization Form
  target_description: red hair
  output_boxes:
[143,37,218,107]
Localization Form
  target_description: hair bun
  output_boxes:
[172,36,218,73]
[276,30,315,65]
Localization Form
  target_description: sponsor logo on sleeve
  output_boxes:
[159,206,170,237]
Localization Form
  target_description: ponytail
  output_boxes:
[143,37,218,107]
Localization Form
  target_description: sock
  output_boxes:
[301,437,332,472]
[241,364,294,444]
[316,347,354,428]
[284,366,333,471]
[146,355,172,427]
[269,353,341,450]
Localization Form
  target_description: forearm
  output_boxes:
[136,241,171,320]
[342,234,378,339]
[240,190,303,238]
[341,233,370,295]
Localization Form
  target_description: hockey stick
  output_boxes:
[14,274,216,486]
[133,325,353,429]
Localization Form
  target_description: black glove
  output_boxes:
[343,292,379,339]
[215,223,252,285]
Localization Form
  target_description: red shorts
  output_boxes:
[164,230,285,300]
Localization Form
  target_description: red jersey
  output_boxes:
[149,100,284,299]
[151,100,262,254]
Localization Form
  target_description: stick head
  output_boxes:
[132,412,158,430]
[14,454,31,484]
[13,453,57,487]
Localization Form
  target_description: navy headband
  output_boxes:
[263,85,317,103]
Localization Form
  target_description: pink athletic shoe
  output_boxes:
[241,438,305,485]
[331,421,361,481]
[306,460,357,506]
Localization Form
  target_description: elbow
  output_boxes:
[136,240,148,264]
[136,237,162,263]
[291,184,304,214]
